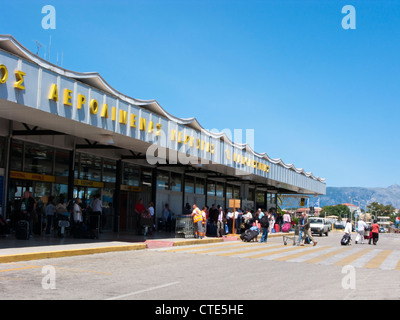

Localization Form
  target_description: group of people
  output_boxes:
[345,218,380,245]
[9,191,106,239]
[188,204,285,241]
[134,199,155,235]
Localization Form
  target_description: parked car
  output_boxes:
[325,220,333,231]
[310,217,329,236]
[334,222,345,230]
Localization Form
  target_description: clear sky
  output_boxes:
[1,0,399,188]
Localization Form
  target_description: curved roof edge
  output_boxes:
[0,35,326,183]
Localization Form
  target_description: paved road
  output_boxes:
[1,232,399,300]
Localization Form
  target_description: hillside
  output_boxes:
[319,184,400,209]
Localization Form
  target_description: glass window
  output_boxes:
[216,183,224,197]
[55,150,70,177]
[80,153,102,181]
[141,168,152,187]
[10,140,23,171]
[185,175,195,194]
[226,186,233,199]
[103,159,116,183]
[267,193,277,209]
[256,191,265,203]
[233,186,240,199]
[207,181,216,196]
[248,188,255,201]
[171,172,182,192]
[102,188,114,208]
[156,171,169,190]
[54,184,68,202]
[24,143,54,175]
[123,165,140,186]
[34,182,52,199]
[74,153,80,179]
[195,178,205,195]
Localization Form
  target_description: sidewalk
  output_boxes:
[0,230,294,263]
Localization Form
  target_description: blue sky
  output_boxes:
[1,0,399,188]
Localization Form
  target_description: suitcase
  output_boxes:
[282,223,291,233]
[341,233,351,246]
[16,220,29,240]
[240,229,259,242]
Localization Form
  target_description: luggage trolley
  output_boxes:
[175,215,195,238]
[283,226,300,246]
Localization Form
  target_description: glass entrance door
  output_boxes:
[73,186,102,210]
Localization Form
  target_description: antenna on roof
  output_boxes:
[33,40,45,57]
[48,35,52,62]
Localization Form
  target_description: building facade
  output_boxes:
[0,35,326,233]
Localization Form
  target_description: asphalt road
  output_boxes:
[1,231,399,301]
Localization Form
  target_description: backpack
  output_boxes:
[260,215,269,229]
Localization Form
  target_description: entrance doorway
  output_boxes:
[73,186,102,210]
[8,179,52,233]
[119,187,152,232]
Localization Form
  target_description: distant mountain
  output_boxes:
[318,184,400,209]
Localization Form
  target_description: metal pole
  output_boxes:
[3,120,12,219]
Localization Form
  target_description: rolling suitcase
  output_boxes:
[240,229,259,242]
[341,233,351,246]
[16,220,29,240]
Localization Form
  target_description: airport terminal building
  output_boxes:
[0,35,326,233]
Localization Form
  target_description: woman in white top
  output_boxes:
[73,198,83,223]
[344,219,353,235]
[268,212,275,234]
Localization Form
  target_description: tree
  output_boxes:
[367,202,396,221]
[367,202,395,216]
[321,204,351,221]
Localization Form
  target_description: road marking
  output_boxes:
[0,263,112,276]
[364,250,392,269]
[334,248,373,266]
[246,246,304,259]
[0,265,41,273]
[380,250,400,270]
[191,243,263,254]
[274,246,331,262]
[54,267,113,275]
[164,242,243,253]
[318,247,362,266]
[303,247,349,264]
[105,281,180,300]
[217,243,282,257]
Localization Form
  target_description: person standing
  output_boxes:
[356,218,368,244]
[91,194,102,215]
[45,196,56,236]
[283,211,291,225]
[73,198,83,238]
[91,194,102,233]
[209,204,218,225]
[260,213,270,243]
[163,203,172,233]
[268,209,275,234]
[216,206,225,238]
[134,199,145,233]
[300,212,318,246]
[191,204,204,239]
[20,191,36,237]
[148,202,155,233]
